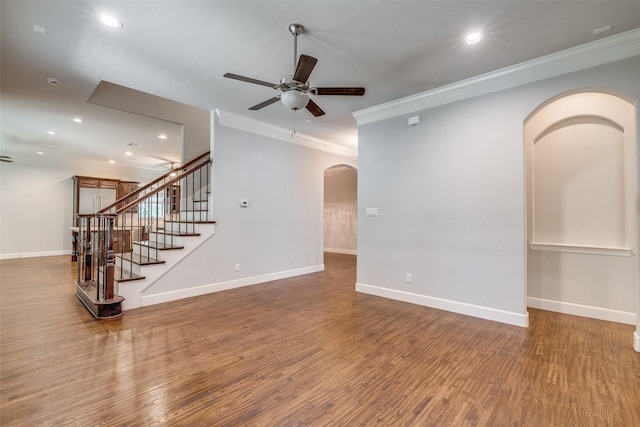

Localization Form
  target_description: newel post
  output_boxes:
[75,213,124,319]
[103,214,116,301]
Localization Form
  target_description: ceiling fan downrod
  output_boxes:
[289,23,304,74]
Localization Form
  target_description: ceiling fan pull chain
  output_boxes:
[291,110,296,138]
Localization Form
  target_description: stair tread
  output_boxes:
[152,230,201,237]
[114,269,146,283]
[164,220,216,224]
[97,265,146,282]
[133,241,184,250]
[118,253,165,265]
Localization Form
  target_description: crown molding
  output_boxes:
[215,109,357,159]
[353,28,640,126]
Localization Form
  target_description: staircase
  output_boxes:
[75,152,215,318]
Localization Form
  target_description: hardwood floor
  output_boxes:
[1,253,638,426]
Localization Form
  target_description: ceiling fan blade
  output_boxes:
[249,96,281,111]
[293,55,317,83]
[313,87,365,96]
[0,158,13,163]
[223,73,277,88]
[305,99,325,117]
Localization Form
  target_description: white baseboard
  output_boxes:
[0,250,71,260]
[634,331,640,353]
[324,248,357,255]
[527,297,636,325]
[141,264,325,307]
[356,283,529,327]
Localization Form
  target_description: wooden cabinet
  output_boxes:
[72,176,139,226]
[112,229,131,253]
[166,185,180,214]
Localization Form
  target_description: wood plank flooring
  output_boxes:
[1,253,639,426]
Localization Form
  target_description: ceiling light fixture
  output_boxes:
[465,32,484,44]
[158,134,168,140]
[72,117,84,123]
[281,90,310,110]
[47,131,57,135]
[99,14,123,28]
[36,151,44,155]
[109,160,116,164]
[124,151,132,156]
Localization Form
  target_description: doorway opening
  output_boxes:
[323,165,358,257]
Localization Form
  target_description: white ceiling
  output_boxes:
[1,1,639,172]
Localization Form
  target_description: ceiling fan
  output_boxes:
[149,155,180,172]
[223,23,365,117]
[0,155,13,163]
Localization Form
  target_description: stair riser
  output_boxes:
[131,244,164,258]
[148,232,184,245]
[175,211,210,222]
[161,223,202,234]
[115,258,142,276]
[191,201,208,211]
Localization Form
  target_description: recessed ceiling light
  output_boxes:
[72,117,84,123]
[36,151,44,155]
[124,151,133,156]
[465,32,484,44]
[33,24,46,35]
[46,77,62,86]
[99,14,123,28]
[47,131,58,135]
[158,134,168,140]
[109,160,116,164]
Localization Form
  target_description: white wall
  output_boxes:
[0,163,156,258]
[526,93,636,324]
[356,56,640,327]
[142,116,356,297]
[324,166,357,254]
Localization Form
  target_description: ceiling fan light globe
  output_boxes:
[281,90,309,110]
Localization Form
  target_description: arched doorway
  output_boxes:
[324,165,358,256]
[525,92,637,342]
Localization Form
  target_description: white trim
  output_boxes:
[0,250,71,260]
[529,242,632,257]
[141,264,324,307]
[215,109,357,159]
[324,247,357,255]
[356,283,529,327]
[353,28,640,125]
[528,296,635,325]
[634,331,640,352]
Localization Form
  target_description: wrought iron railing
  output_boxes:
[75,152,211,312]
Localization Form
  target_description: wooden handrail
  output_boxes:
[99,151,210,214]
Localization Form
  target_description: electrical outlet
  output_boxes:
[405,273,412,284]
[234,263,240,272]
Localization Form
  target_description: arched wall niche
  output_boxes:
[525,91,637,330]
[324,164,358,255]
